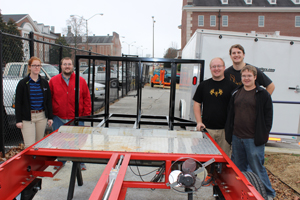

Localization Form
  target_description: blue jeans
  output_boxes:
[53,116,84,132]
[232,135,275,198]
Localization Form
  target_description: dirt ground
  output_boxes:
[265,153,300,200]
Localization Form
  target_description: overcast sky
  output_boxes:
[1,0,182,58]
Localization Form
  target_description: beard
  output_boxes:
[62,70,73,76]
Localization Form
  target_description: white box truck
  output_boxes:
[179,29,300,142]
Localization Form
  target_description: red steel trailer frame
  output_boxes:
[0,130,264,200]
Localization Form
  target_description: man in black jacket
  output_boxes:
[225,65,275,200]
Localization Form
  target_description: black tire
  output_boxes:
[110,79,118,88]
[242,171,268,200]
[151,82,154,87]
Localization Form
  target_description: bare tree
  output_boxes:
[64,16,86,49]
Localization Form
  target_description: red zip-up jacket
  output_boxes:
[49,73,91,119]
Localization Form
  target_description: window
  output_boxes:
[220,0,228,4]
[258,16,265,27]
[245,0,252,4]
[268,0,276,4]
[296,16,300,27]
[7,64,22,76]
[198,15,204,26]
[210,15,216,27]
[222,15,228,27]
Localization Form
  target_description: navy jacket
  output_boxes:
[15,75,53,123]
[225,83,273,146]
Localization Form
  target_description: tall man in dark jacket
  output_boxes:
[225,65,275,199]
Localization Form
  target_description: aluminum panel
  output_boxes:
[34,126,220,155]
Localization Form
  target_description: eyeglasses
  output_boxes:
[210,65,224,69]
[31,65,41,68]
[63,63,72,66]
[242,75,254,79]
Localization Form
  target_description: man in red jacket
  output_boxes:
[49,57,91,170]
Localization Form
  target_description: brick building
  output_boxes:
[65,26,121,57]
[2,14,58,62]
[181,0,300,49]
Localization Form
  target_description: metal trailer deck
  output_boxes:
[0,126,264,200]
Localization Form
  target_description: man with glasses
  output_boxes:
[193,57,236,186]
[225,44,275,95]
[225,65,275,200]
[193,57,236,155]
[49,57,91,170]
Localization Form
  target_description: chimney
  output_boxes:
[51,26,55,33]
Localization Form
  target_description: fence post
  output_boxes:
[29,31,34,58]
[0,31,5,156]
[59,43,63,73]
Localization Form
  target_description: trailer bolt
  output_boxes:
[221,182,226,185]
[21,182,25,185]
[33,156,36,159]
[223,186,229,189]
[225,190,231,193]
[27,166,31,172]
[26,178,30,181]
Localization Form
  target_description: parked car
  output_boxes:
[3,62,59,80]
[80,66,118,85]
[89,82,105,99]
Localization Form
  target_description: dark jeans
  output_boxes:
[232,135,275,198]
[53,115,84,131]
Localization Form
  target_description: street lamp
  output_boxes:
[152,16,156,58]
[70,13,103,50]
[122,41,136,55]
[141,47,147,57]
[133,45,142,56]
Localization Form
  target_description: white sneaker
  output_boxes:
[267,196,274,200]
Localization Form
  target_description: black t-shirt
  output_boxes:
[193,78,237,129]
[224,64,272,87]
[233,87,256,139]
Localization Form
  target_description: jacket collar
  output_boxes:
[232,81,263,96]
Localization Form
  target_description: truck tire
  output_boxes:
[151,82,154,87]
[110,79,118,88]
[242,171,268,200]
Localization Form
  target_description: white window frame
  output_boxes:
[244,0,252,4]
[198,15,204,26]
[295,16,300,27]
[210,15,216,27]
[222,15,228,27]
[258,16,265,27]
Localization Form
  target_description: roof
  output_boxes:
[65,35,113,44]
[2,14,27,23]
[192,0,300,7]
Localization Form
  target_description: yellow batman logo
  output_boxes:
[210,89,223,97]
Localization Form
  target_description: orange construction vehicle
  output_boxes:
[151,69,171,88]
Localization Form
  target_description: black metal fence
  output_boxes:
[0,31,142,154]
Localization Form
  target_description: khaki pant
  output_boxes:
[21,111,47,148]
[206,128,231,158]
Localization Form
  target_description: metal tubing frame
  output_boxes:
[74,55,205,130]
